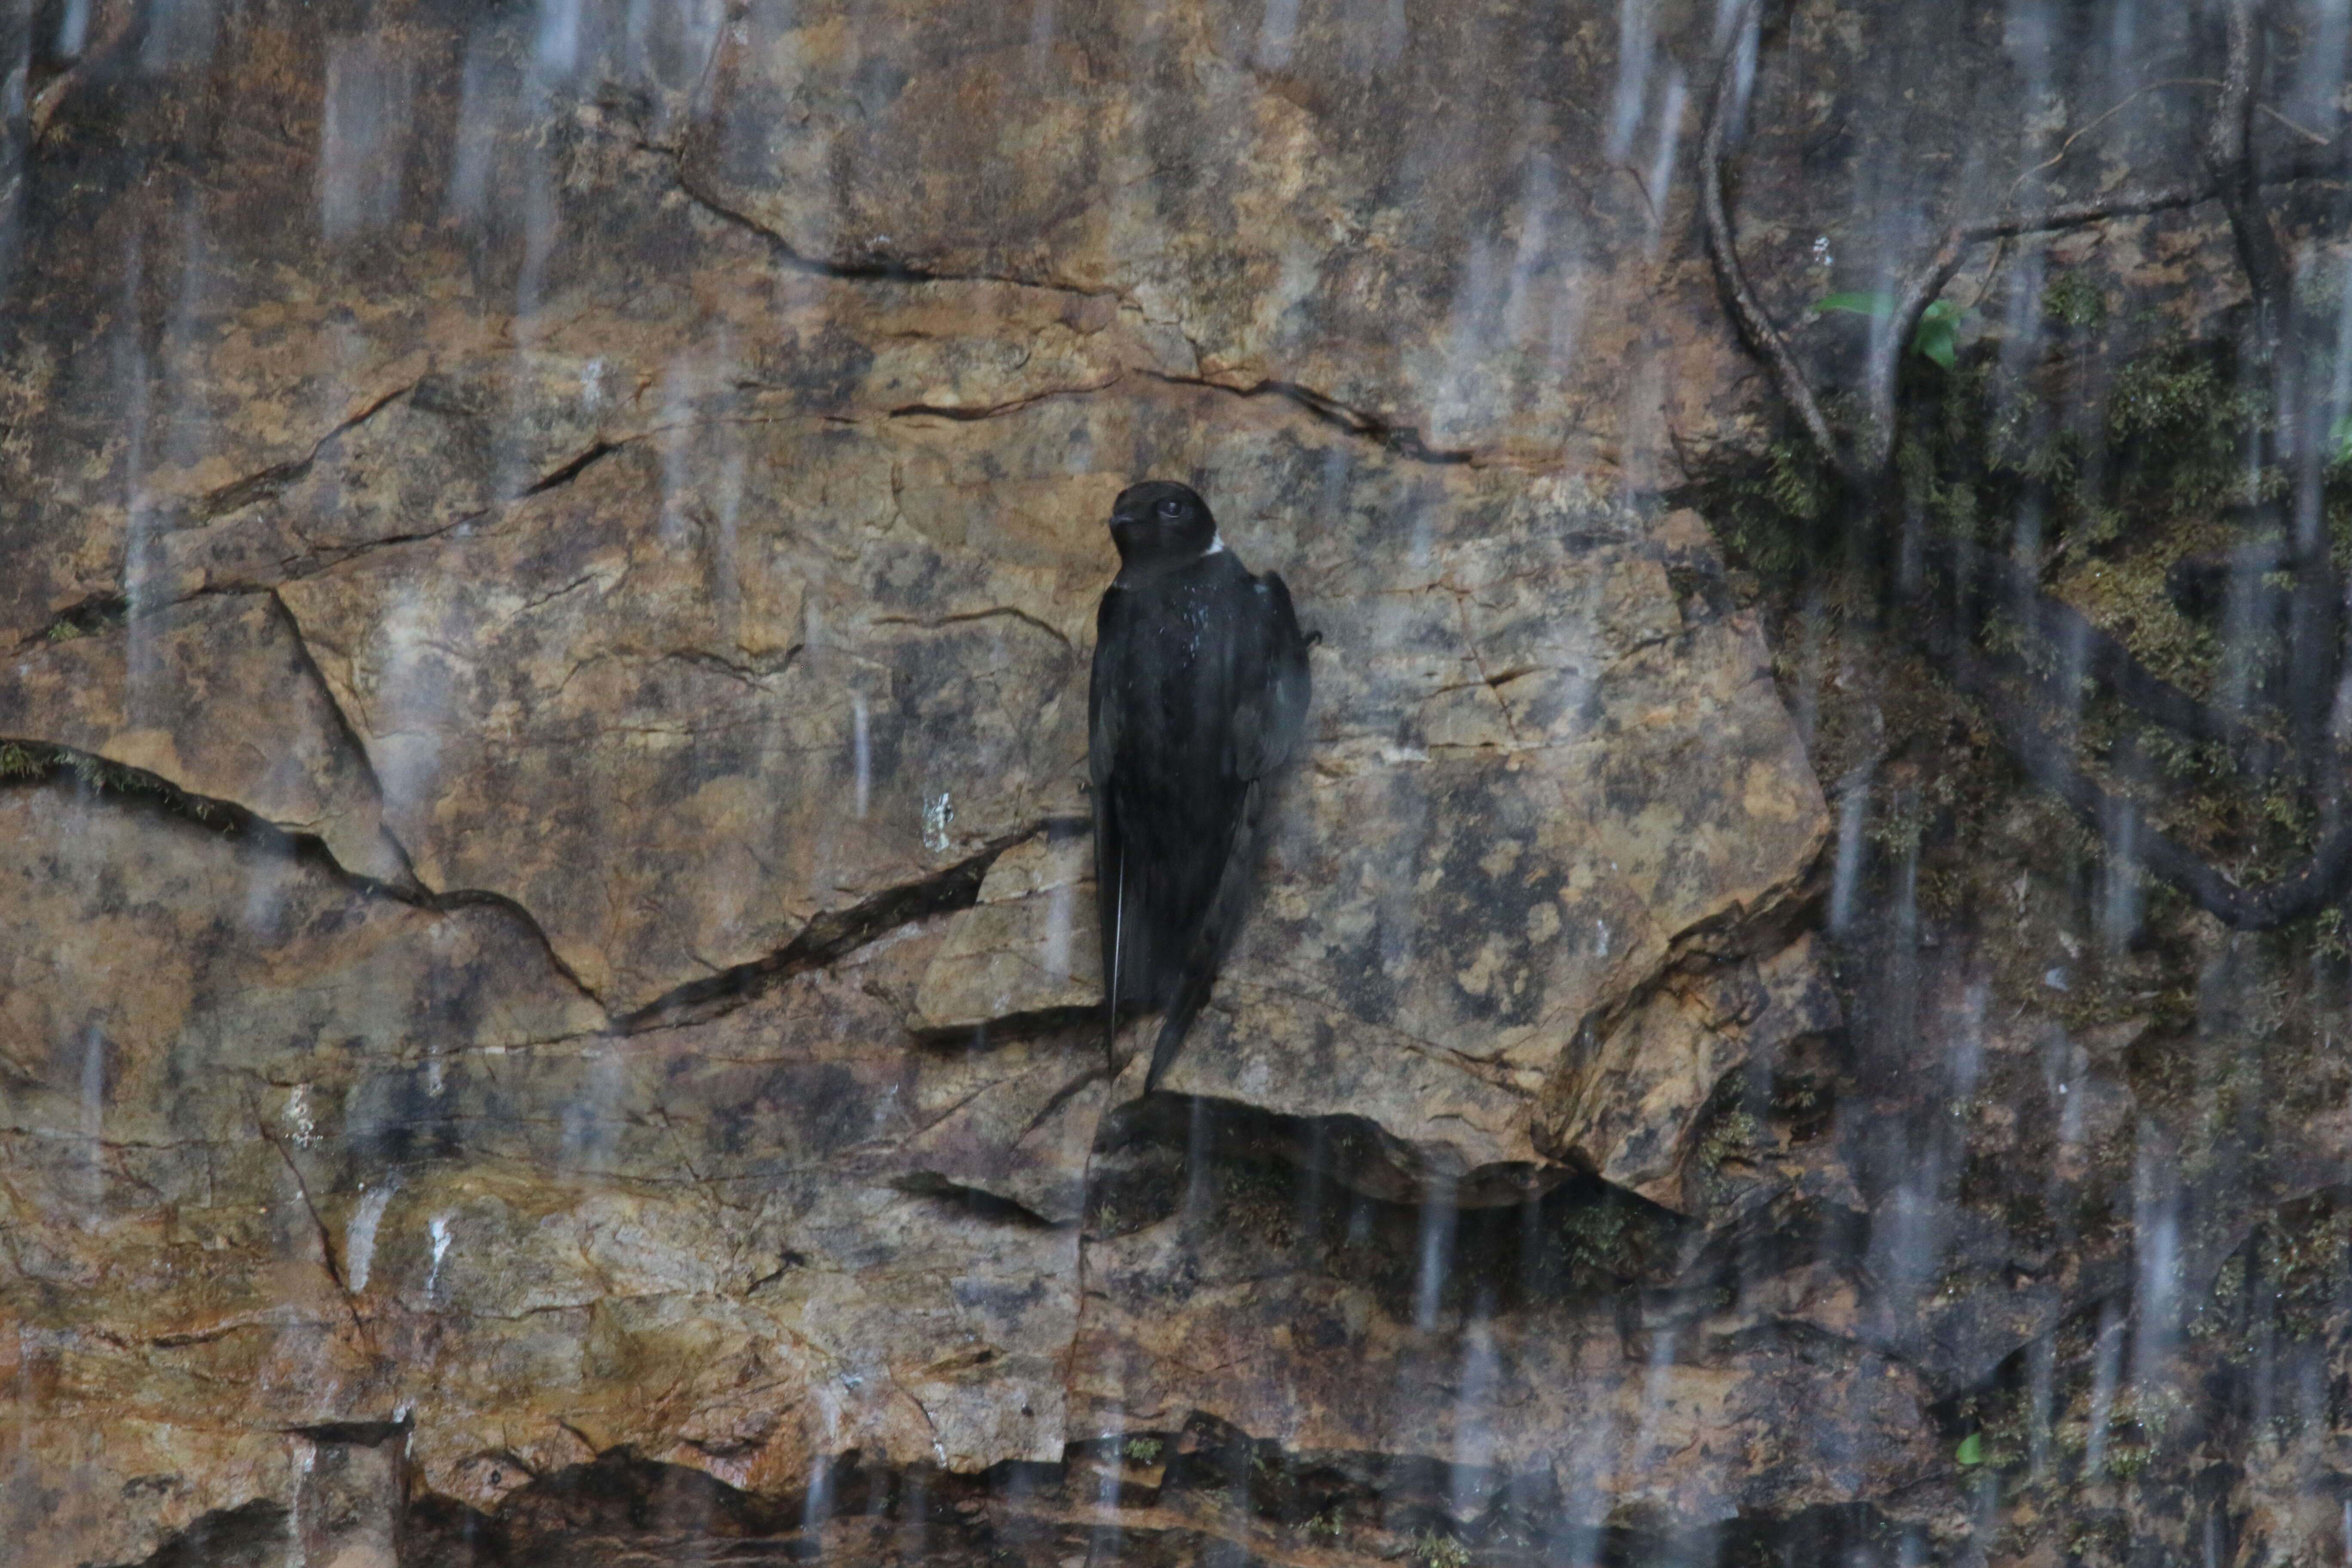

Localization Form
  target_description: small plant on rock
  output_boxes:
[1411,1527,1471,1568]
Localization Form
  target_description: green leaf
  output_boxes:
[1814,291,1964,367]
[1955,1432,1984,1467]
[1917,319,1958,370]
[1813,291,1896,318]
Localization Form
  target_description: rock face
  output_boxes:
[3,2,2343,1567]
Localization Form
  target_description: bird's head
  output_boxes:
[1108,480,1220,569]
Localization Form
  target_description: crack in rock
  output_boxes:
[613,822,1054,1034]
[190,380,420,524]
[873,606,1074,650]
[659,138,1482,471]
[892,1171,1072,1231]
[0,739,607,1011]
[521,439,625,496]
[1144,371,1479,466]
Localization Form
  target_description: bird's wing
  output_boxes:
[1146,775,1264,1092]
[1145,568,1313,1092]
[1228,571,1313,782]
[1088,588,1129,1066]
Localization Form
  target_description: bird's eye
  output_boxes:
[1156,498,1182,519]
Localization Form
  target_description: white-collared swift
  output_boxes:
[1087,480,1313,1092]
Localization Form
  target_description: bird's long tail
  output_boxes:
[1103,851,1125,1069]
[1145,968,1211,1093]
[1143,783,1262,1093]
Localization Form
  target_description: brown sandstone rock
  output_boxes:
[0,1,1886,1562]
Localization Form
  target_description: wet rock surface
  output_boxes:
[3,2,2350,1567]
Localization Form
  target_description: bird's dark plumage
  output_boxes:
[1088,480,1312,1092]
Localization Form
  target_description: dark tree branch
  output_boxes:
[1944,643,2352,931]
[2206,0,2293,329]
[1702,0,1861,488]
[1952,545,2296,779]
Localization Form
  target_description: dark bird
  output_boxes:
[1088,480,1312,1092]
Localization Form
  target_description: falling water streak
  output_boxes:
[2329,252,2352,444]
[1550,1372,1618,1567]
[1447,1289,1501,1523]
[1827,758,1874,934]
[1605,0,1655,160]
[2211,562,2249,725]
[2083,1301,2126,1477]
[77,1023,105,1222]
[424,1214,454,1303]
[1433,236,1502,444]
[659,353,705,545]
[510,125,559,337]
[1500,152,1557,349]
[1411,1173,1458,1330]
[54,0,89,57]
[1296,1123,1329,1246]
[319,38,415,243]
[2129,1121,2180,1390]
[2101,2,2146,123]
[2010,492,2044,579]
[372,588,448,831]
[1256,0,1298,69]
[344,1179,401,1295]
[285,1446,315,1568]
[2001,0,2055,110]
[1624,1321,1682,1488]
[113,224,154,724]
[1043,878,1072,983]
[2025,1334,2056,1479]
[2099,793,2141,952]
[1184,1099,1215,1218]
[566,1045,628,1167]
[1640,72,1689,254]
[1947,977,1988,1112]
[447,39,501,225]
[799,1447,837,1542]
[143,0,220,72]
[287,1084,318,1150]
[712,418,747,638]
[536,0,586,81]
[851,695,872,819]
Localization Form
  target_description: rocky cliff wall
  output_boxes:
[2,3,2348,1567]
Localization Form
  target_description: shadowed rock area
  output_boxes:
[6,2,2352,1567]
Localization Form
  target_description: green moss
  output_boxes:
[2255,1191,2352,1341]
[1556,1188,1650,1281]
[2043,273,2109,329]
[1121,1436,1163,1465]
[0,741,51,780]
[1412,1528,1470,1568]
[1697,1108,1759,1171]
[1718,437,1834,578]
[0,739,225,826]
